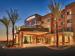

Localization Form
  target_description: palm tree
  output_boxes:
[0,17,10,45]
[6,9,19,45]
[48,0,61,47]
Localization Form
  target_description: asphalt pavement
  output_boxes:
[0,46,75,56]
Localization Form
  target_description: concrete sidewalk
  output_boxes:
[23,43,50,48]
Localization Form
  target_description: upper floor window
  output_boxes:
[67,27,72,32]
[58,29,63,32]
[61,15,64,18]
[67,10,72,15]
[67,19,72,23]
[54,24,56,27]
[54,18,56,21]
[61,22,64,25]
[47,19,50,22]
[67,12,70,15]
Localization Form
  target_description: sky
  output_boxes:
[0,0,75,40]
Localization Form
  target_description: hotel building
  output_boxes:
[15,2,75,47]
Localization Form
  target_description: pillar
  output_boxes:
[30,36,31,43]
[21,32,23,47]
[62,33,65,46]
[68,35,70,45]
[18,32,20,47]
[19,31,23,47]
[36,35,38,44]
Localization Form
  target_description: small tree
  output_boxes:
[48,0,61,47]
[0,17,10,45]
[6,9,19,46]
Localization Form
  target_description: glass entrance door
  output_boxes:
[23,35,32,44]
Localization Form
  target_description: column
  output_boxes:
[62,33,65,46]
[30,36,32,43]
[32,35,35,44]
[41,35,43,44]
[21,32,23,47]
[36,35,38,44]
[15,34,18,47]
[68,35,70,45]
[54,34,56,46]
[18,32,21,47]
[19,31,23,47]
[40,35,42,43]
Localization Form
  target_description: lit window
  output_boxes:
[61,22,64,25]
[54,18,56,21]
[69,11,72,14]
[67,10,71,15]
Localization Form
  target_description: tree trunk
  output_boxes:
[68,36,70,45]
[12,24,14,46]
[56,31,59,47]
[56,19,59,47]
[6,27,9,45]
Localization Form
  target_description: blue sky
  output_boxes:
[0,0,75,39]
[0,0,50,26]
[0,0,75,26]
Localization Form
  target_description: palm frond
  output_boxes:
[0,17,10,27]
[48,1,61,19]
[6,8,19,24]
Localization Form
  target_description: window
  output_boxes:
[67,27,72,32]
[67,19,72,23]
[54,24,56,27]
[54,18,56,21]
[61,15,64,18]
[58,29,63,32]
[61,28,66,31]
[41,21,44,24]
[48,27,51,32]
[67,12,70,15]
[32,20,35,25]
[47,19,50,22]
[61,22,64,25]
[69,10,72,14]
[67,10,72,15]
